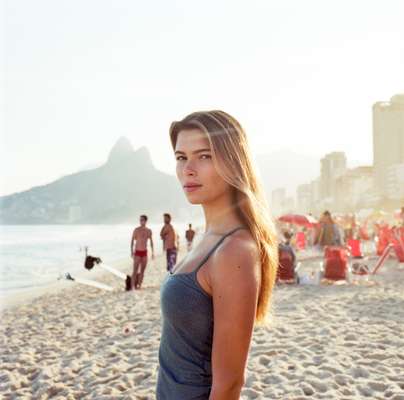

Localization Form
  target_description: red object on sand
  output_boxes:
[278,214,319,228]
[393,244,404,262]
[376,226,391,256]
[277,248,296,282]
[347,238,363,258]
[323,246,349,280]
[296,231,306,250]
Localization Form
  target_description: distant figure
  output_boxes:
[279,230,296,267]
[185,223,196,252]
[314,210,342,248]
[130,215,154,290]
[160,213,178,272]
[343,214,357,242]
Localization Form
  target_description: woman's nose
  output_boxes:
[183,160,196,175]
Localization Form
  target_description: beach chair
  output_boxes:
[371,244,394,275]
[347,238,363,258]
[277,248,300,283]
[322,246,349,281]
[348,243,395,280]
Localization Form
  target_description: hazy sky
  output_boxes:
[2,0,404,196]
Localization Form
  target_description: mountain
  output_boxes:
[0,140,322,224]
[0,137,189,224]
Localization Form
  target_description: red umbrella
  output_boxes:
[278,214,319,228]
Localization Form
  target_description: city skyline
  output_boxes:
[273,94,404,215]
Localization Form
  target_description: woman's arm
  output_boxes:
[208,237,260,400]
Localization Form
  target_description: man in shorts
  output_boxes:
[160,213,178,273]
[185,223,196,252]
[130,215,154,290]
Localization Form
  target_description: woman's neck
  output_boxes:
[201,193,244,235]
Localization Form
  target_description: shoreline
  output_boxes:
[0,255,163,312]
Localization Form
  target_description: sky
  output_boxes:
[2,0,404,196]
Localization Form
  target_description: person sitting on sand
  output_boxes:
[156,110,278,399]
[185,223,196,252]
[130,215,154,290]
[160,213,178,273]
[279,230,296,268]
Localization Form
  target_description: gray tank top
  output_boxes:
[156,226,246,399]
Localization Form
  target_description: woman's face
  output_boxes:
[175,128,232,205]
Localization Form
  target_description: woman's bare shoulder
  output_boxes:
[210,229,260,282]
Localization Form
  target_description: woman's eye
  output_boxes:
[176,155,211,161]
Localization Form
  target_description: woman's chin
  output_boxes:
[185,193,203,205]
[187,197,202,205]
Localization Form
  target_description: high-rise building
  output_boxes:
[373,94,404,197]
[320,152,347,200]
[335,166,374,212]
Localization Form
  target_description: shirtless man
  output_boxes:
[130,215,154,290]
[185,223,196,252]
[160,213,178,273]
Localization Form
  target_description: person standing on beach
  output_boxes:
[314,210,342,248]
[160,213,178,273]
[156,110,278,399]
[130,215,154,290]
[185,223,196,252]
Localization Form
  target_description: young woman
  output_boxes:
[156,110,278,399]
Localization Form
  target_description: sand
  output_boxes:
[1,251,404,399]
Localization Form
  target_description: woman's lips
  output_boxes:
[184,185,202,193]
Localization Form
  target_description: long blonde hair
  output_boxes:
[169,110,278,326]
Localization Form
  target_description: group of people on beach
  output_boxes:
[277,207,404,274]
[129,213,196,290]
[130,206,403,291]
[277,210,343,272]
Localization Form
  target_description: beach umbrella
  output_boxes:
[278,214,319,227]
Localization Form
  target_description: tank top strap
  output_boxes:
[194,225,247,273]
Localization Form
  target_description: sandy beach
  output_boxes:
[1,251,404,399]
